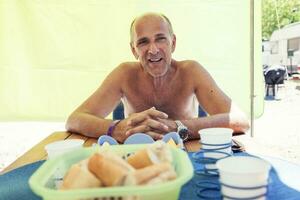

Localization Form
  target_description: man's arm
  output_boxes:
[185,61,250,138]
[179,109,249,139]
[155,61,249,139]
[66,107,169,142]
[65,64,125,140]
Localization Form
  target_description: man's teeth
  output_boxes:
[149,58,162,62]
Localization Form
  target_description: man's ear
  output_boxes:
[130,42,139,59]
[171,34,176,53]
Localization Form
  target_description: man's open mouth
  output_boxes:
[148,58,163,63]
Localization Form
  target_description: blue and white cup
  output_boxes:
[216,156,271,200]
[199,128,233,170]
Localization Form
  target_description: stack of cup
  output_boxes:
[217,156,271,200]
[194,128,233,175]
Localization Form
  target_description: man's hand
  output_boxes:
[124,107,170,140]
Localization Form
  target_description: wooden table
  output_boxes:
[1,131,201,174]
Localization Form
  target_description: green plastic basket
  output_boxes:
[29,144,194,200]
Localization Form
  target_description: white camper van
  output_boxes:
[262,22,300,76]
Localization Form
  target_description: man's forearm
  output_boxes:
[65,112,113,138]
[66,108,171,143]
[182,113,250,139]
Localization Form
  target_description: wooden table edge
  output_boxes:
[1,132,200,174]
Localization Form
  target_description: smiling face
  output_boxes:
[130,14,176,78]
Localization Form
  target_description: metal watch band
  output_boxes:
[175,120,186,130]
[175,120,189,141]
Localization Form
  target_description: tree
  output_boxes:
[262,0,300,40]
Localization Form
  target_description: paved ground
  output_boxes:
[0,78,300,172]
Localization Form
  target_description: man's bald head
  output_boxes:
[130,13,174,43]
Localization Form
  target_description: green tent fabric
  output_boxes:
[0,0,263,121]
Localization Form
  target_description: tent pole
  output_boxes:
[250,0,255,137]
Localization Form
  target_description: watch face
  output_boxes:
[179,129,189,141]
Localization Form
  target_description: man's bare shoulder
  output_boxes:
[174,60,212,86]
[109,62,141,78]
[115,62,140,72]
[175,60,205,73]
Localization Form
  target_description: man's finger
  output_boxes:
[145,118,169,133]
[147,108,168,119]
[127,113,148,126]
[125,124,151,136]
[146,131,163,140]
[127,107,168,127]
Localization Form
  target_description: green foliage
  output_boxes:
[262,0,300,39]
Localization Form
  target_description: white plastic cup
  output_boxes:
[199,127,233,146]
[216,156,271,200]
[199,128,233,169]
[45,139,84,159]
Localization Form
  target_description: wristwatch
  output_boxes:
[175,120,189,141]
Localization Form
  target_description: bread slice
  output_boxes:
[125,163,177,185]
[60,159,102,190]
[88,152,134,187]
[127,148,153,169]
[127,141,173,169]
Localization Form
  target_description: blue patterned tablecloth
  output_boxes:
[179,152,300,200]
[0,152,300,200]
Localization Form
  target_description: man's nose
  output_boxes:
[148,43,159,54]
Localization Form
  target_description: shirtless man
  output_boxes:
[66,12,249,143]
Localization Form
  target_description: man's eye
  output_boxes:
[157,37,166,41]
[137,40,147,46]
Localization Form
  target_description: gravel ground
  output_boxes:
[238,77,300,165]
[0,78,300,172]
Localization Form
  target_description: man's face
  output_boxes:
[131,16,176,78]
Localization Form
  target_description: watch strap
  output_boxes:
[175,120,186,131]
[175,120,189,141]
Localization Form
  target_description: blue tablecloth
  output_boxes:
[0,161,44,200]
[0,153,300,200]
[179,152,300,200]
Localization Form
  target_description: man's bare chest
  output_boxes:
[128,88,175,107]
[122,84,196,118]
